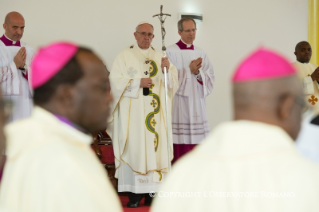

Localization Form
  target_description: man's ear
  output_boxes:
[278,94,294,121]
[55,84,75,106]
[178,30,182,36]
[294,51,297,56]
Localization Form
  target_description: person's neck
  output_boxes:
[4,33,18,43]
[136,42,150,51]
[297,59,310,64]
[234,110,278,125]
[40,103,70,119]
[40,103,89,133]
[181,39,193,46]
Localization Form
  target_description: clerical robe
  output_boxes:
[296,113,319,164]
[107,43,178,193]
[151,121,319,212]
[0,35,33,122]
[166,40,214,163]
[0,107,122,212]
[293,61,319,114]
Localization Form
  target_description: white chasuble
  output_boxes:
[107,44,178,193]
[151,121,319,212]
[0,107,122,212]
[166,44,215,145]
[0,41,33,122]
[293,61,319,114]
[296,113,319,164]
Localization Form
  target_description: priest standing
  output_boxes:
[107,21,178,208]
[166,17,215,163]
[0,12,33,123]
[0,42,122,212]
[151,48,319,212]
[292,41,319,114]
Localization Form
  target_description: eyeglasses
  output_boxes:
[294,95,306,108]
[279,93,307,110]
[183,29,197,33]
[136,31,154,38]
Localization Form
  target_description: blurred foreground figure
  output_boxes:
[296,113,319,164]
[151,48,319,212]
[0,42,122,212]
[0,88,10,177]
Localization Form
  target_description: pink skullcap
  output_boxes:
[31,42,78,89]
[232,48,296,83]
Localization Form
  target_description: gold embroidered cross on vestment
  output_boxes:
[308,95,318,105]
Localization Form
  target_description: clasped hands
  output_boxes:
[190,57,202,75]
[14,47,26,69]
[311,67,319,81]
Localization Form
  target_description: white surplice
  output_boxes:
[296,113,319,164]
[293,61,319,114]
[0,41,33,123]
[0,107,122,212]
[151,121,319,212]
[166,43,214,145]
[107,43,178,193]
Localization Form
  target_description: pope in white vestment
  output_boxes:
[107,42,178,194]
[166,18,214,163]
[0,35,33,123]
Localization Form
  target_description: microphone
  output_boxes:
[143,71,149,96]
[143,87,149,96]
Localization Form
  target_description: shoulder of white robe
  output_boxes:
[21,42,33,52]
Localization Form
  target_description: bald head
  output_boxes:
[295,41,309,52]
[233,75,304,140]
[5,12,24,24]
[3,11,25,41]
[294,41,312,63]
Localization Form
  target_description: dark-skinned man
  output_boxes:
[151,48,319,212]
[0,11,33,123]
[293,41,319,114]
[294,42,319,165]
[0,42,122,212]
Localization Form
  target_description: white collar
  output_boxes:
[181,39,193,48]
[4,34,17,45]
[296,60,310,65]
[136,42,150,52]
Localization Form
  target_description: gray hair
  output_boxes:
[135,23,154,32]
[178,17,196,31]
